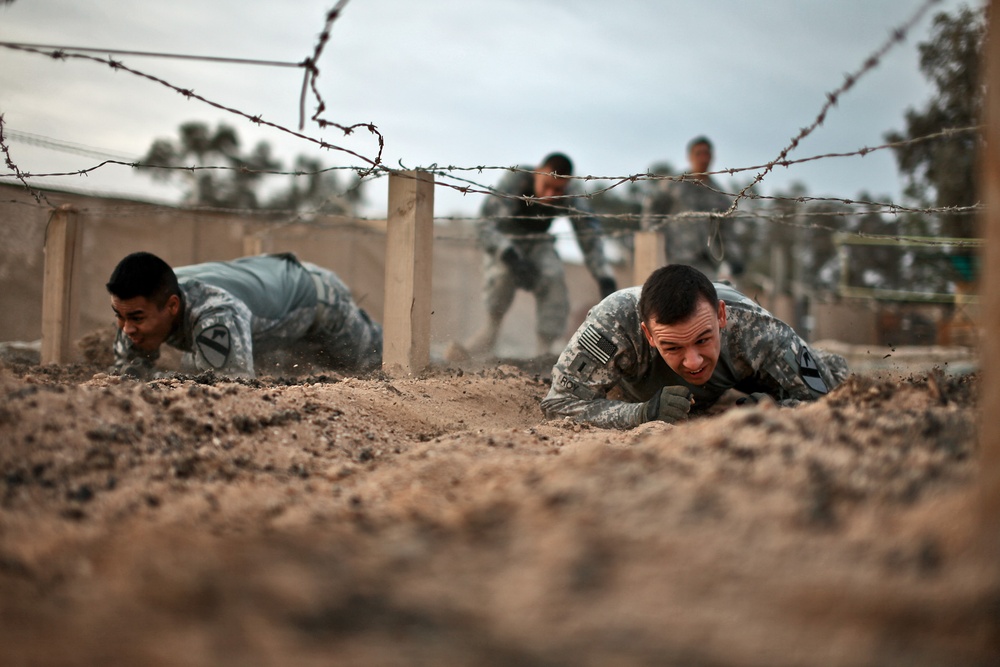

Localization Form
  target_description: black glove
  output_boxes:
[644,386,692,424]
[500,246,538,290]
[597,276,617,300]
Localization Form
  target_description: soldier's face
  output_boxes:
[111,294,180,352]
[533,172,569,201]
[688,143,713,174]
[641,299,726,385]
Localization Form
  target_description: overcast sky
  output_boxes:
[0,0,982,218]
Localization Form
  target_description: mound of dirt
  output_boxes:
[0,356,997,666]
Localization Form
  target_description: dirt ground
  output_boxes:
[0,332,997,666]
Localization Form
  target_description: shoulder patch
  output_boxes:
[578,325,616,366]
[196,324,231,369]
[798,347,828,394]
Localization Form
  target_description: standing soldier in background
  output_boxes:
[463,152,618,357]
[641,136,743,282]
[106,251,382,379]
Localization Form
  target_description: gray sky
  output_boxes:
[0,0,981,218]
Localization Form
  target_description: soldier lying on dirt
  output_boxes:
[106,251,382,379]
[542,264,848,429]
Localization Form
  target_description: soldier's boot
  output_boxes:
[465,318,502,355]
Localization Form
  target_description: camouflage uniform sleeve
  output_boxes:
[567,188,615,281]
[477,170,524,256]
[727,303,848,402]
[186,300,256,379]
[541,291,649,429]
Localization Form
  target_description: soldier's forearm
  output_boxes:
[540,393,647,430]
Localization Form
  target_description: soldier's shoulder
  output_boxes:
[586,288,642,329]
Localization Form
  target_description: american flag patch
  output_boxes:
[578,325,616,365]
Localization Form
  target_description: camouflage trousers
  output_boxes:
[303,263,383,372]
[482,238,569,341]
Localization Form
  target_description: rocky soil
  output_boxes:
[0,340,997,666]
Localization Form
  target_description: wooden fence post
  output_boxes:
[383,170,434,375]
[979,0,1000,550]
[40,205,81,365]
[243,235,266,257]
[632,230,666,286]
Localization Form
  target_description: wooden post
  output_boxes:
[633,230,666,286]
[979,0,1000,547]
[243,235,265,257]
[383,170,434,375]
[40,205,81,365]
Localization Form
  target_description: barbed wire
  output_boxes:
[0,0,980,256]
[723,0,943,217]
[4,128,140,162]
[0,40,383,169]
[2,121,980,218]
[0,0,972,229]
[0,40,305,68]
[296,0,386,174]
[0,115,49,205]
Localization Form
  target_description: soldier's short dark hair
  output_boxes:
[639,264,718,326]
[106,251,180,307]
[687,136,713,153]
[539,152,573,176]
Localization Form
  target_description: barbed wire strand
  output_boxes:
[4,128,140,162]
[723,0,943,217]
[0,40,305,68]
[296,2,386,177]
[8,122,977,221]
[0,1,980,256]
[1,42,383,169]
[0,115,49,205]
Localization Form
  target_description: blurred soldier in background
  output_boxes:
[106,251,382,379]
[542,264,848,430]
[464,152,618,357]
[641,136,743,282]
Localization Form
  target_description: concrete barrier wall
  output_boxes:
[1,183,880,361]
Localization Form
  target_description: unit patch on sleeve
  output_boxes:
[578,325,616,366]
[569,352,599,379]
[195,324,231,369]
[797,347,828,394]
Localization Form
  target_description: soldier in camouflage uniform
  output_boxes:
[541,264,848,430]
[107,251,382,379]
[466,152,618,356]
[640,136,742,281]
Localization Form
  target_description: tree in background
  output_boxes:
[141,121,362,213]
[266,155,365,216]
[885,4,985,283]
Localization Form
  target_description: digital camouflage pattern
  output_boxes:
[478,168,616,338]
[640,175,742,280]
[541,284,849,430]
[113,254,382,378]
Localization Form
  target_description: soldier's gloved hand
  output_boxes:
[597,276,617,300]
[644,386,692,424]
[500,246,537,290]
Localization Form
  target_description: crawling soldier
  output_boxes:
[541,264,848,429]
[106,251,382,379]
